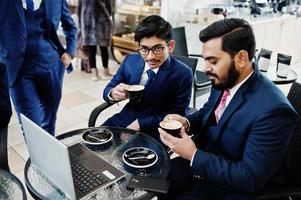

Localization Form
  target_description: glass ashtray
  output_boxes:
[122,147,158,169]
[81,128,113,145]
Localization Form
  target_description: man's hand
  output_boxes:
[127,119,140,131]
[164,114,189,131]
[159,127,197,161]
[111,83,129,101]
[61,53,72,67]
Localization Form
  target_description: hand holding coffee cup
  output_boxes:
[159,119,182,138]
[111,83,129,101]
[125,85,145,103]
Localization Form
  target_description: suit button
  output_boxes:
[21,37,26,41]
[193,174,204,180]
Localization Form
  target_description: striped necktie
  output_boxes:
[26,0,34,11]
[214,90,230,123]
[144,69,156,89]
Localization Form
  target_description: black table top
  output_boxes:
[24,126,170,200]
[0,169,27,200]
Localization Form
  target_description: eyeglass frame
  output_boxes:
[137,42,170,56]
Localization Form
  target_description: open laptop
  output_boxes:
[21,114,125,200]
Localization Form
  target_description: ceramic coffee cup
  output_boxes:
[159,119,182,137]
[125,85,145,103]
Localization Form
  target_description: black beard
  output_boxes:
[212,60,240,90]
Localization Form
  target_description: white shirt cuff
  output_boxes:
[184,118,190,132]
[190,149,197,166]
[107,89,117,103]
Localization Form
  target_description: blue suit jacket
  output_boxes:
[186,67,299,194]
[103,54,193,136]
[0,0,77,87]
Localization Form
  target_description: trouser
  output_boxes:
[83,45,109,69]
[158,157,252,200]
[10,58,64,135]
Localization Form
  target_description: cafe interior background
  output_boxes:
[6,0,301,198]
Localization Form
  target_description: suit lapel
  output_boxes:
[132,58,145,84]
[206,68,259,149]
[143,57,171,101]
[206,89,244,149]
[14,0,26,26]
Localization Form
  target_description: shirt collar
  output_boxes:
[228,70,254,97]
[144,63,159,74]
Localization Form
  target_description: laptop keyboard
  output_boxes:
[69,153,108,196]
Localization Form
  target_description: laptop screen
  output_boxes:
[21,114,125,199]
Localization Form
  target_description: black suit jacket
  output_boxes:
[0,63,12,127]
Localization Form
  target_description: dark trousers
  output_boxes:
[83,45,109,69]
[158,157,252,200]
[10,58,64,135]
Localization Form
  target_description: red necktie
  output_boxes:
[214,90,230,123]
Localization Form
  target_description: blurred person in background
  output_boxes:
[78,0,113,81]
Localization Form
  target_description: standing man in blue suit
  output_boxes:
[0,0,77,135]
[102,15,193,139]
[158,18,299,199]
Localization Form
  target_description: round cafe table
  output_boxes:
[0,169,27,200]
[24,127,170,200]
[260,65,298,85]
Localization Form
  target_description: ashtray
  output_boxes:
[122,147,158,172]
[82,128,113,145]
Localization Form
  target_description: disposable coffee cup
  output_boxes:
[125,85,145,103]
[159,119,182,137]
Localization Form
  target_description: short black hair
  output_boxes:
[199,18,256,61]
[135,15,172,43]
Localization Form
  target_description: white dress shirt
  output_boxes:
[22,0,42,11]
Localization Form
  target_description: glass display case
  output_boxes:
[111,0,161,63]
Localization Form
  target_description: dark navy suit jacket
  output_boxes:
[0,0,77,87]
[0,63,12,127]
[103,54,193,137]
[185,66,299,196]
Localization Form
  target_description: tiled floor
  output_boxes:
[7,57,301,199]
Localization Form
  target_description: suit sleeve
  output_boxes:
[60,0,77,57]
[138,67,193,132]
[0,64,12,128]
[186,88,217,135]
[103,56,128,102]
[191,106,299,193]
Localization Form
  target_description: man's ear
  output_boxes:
[235,50,249,68]
[168,40,175,54]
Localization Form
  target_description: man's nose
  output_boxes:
[203,62,212,73]
[146,50,156,59]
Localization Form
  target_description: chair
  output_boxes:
[0,126,9,171]
[255,81,301,200]
[88,55,198,127]
[110,35,138,64]
[172,26,211,108]
[257,48,272,72]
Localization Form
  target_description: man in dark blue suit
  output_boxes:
[102,15,193,139]
[0,0,77,135]
[158,18,299,199]
[0,63,12,128]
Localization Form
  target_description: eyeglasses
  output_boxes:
[137,43,169,56]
